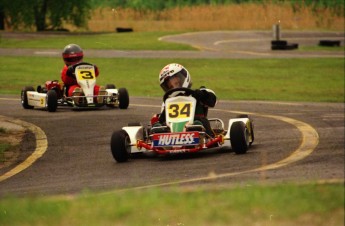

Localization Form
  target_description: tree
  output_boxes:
[1,0,91,31]
[0,4,4,30]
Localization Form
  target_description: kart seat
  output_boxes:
[151,126,170,134]
[185,124,205,132]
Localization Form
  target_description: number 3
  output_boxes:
[80,71,94,79]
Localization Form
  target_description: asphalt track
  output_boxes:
[0,31,344,196]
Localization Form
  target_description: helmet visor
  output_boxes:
[160,69,187,92]
[64,56,82,63]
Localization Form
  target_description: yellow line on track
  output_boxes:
[0,103,319,188]
[0,116,48,182]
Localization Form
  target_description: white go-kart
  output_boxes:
[110,88,254,163]
[21,63,129,112]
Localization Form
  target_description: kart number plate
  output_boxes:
[167,102,192,119]
[76,65,95,81]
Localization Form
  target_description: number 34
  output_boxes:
[168,103,191,118]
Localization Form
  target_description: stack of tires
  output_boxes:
[271,40,298,50]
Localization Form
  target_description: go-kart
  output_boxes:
[110,87,254,163]
[21,63,129,112]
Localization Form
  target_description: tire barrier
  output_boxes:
[319,40,341,47]
[271,40,299,50]
[116,27,133,32]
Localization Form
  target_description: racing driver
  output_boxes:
[152,63,217,137]
[61,44,105,99]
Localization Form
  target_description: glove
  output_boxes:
[193,88,208,101]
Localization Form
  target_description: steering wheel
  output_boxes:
[163,87,194,102]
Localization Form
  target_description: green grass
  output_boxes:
[0,32,195,50]
[299,45,344,51]
[0,183,343,226]
[0,143,11,163]
[1,56,343,102]
[0,127,10,163]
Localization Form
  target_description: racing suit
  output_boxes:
[61,62,101,97]
[153,87,217,137]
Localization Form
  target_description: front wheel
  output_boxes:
[110,130,131,162]
[230,121,249,154]
[118,88,129,109]
[21,86,35,109]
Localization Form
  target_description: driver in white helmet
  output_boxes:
[151,63,217,136]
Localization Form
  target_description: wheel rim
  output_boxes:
[125,135,131,154]
[244,127,250,146]
[21,92,25,105]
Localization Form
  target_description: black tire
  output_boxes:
[271,40,287,46]
[47,90,58,112]
[118,88,129,109]
[105,84,116,89]
[230,121,249,154]
[319,40,341,47]
[21,86,35,109]
[110,130,131,162]
[236,114,254,144]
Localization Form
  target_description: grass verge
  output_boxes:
[1,57,343,102]
[0,128,9,163]
[0,183,343,226]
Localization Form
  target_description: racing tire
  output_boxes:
[230,121,249,154]
[21,86,35,109]
[111,130,131,162]
[47,90,58,112]
[105,84,116,89]
[236,114,254,144]
[118,88,129,109]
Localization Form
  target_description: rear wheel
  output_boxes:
[237,115,254,145]
[111,130,131,162]
[21,86,34,109]
[47,90,58,112]
[118,88,129,109]
[230,121,249,154]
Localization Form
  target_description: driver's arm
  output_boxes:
[66,66,76,78]
[193,87,217,107]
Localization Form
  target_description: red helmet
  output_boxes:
[62,44,83,65]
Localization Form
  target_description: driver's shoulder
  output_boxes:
[199,86,215,92]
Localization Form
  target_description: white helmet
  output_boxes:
[159,63,192,92]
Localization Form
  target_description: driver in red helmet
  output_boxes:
[61,44,103,97]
